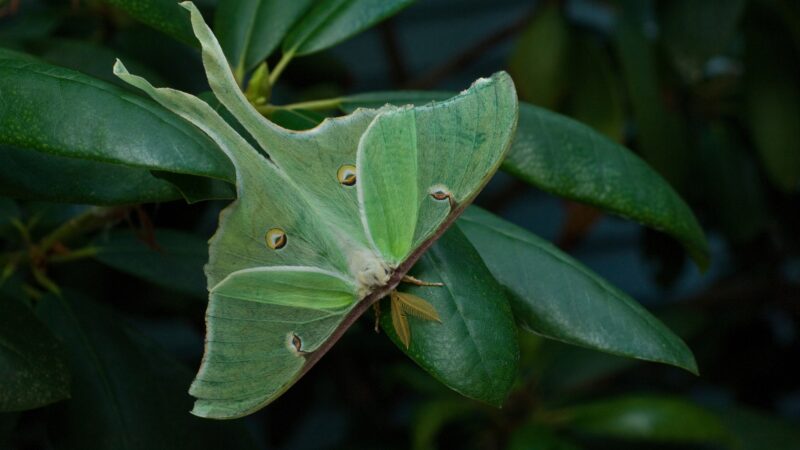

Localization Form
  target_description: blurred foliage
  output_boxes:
[0,0,799,449]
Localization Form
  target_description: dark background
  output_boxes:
[1,0,799,449]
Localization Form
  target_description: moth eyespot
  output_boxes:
[291,334,303,352]
[337,164,357,186]
[430,185,451,201]
[265,228,287,250]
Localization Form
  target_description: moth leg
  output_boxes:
[401,274,444,287]
[372,302,381,333]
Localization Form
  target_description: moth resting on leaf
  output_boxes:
[113,2,518,419]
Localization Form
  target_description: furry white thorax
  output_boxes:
[349,248,392,299]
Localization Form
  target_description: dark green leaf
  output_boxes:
[99,0,195,45]
[36,292,258,450]
[381,226,519,406]
[660,0,746,78]
[152,172,236,203]
[507,425,582,450]
[556,395,733,445]
[718,407,800,450]
[94,229,207,297]
[283,0,416,56]
[0,58,234,204]
[270,108,326,131]
[0,47,38,62]
[215,0,314,73]
[0,145,183,205]
[505,103,709,269]
[0,296,69,412]
[0,57,232,180]
[507,2,569,109]
[458,207,697,373]
[614,1,690,190]
[35,39,167,87]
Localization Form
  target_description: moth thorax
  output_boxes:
[350,249,392,299]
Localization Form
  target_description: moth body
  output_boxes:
[349,247,392,299]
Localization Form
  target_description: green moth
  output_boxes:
[113,2,518,419]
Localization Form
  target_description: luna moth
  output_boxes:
[113,2,518,419]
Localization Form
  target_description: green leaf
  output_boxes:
[659,0,746,78]
[35,39,167,87]
[269,108,326,130]
[507,425,582,450]
[283,0,415,56]
[36,292,258,450]
[507,1,570,109]
[0,296,70,412]
[151,172,236,203]
[339,93,709,268]
[94,229,208,297]
[380,226,519,407]
[0,145,183,205]
[556,395,733,445]
[718,407,800,450]
[0,47,38,62]
[99,0,196,45]
[458,207,697,373]
[506,103,709,269]
[215,0,314,73]
[0,58,234,204]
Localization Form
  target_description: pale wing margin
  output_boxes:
[191,267,357,419]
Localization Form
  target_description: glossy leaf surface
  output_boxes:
[380,227,519,406]
[283,0,415,56]
[0,296,69,412]
[458,207,697,373]
[215,0,313,73]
